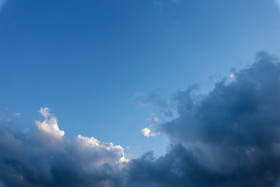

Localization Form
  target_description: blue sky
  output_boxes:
[1,0,280,158]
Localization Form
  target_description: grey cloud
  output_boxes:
[130,51,280,187]
[0,111,125,187]
[162,52,280,148]
[2,52,280,186]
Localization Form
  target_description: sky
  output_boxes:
[1,0,280,186]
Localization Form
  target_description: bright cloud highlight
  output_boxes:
[35,107,64,138]
[141,128,158,137]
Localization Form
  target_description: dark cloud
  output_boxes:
[127,52,280,187]
[0,109,126,187]
[162,52,280,148]
[2,52,280,186]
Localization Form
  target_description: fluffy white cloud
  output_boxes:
[0,107,128,186]
[39,107,51,118]
[76,134,127,166]
[35,107,64,138]
[141,128,158,137]
[34,108,127,165]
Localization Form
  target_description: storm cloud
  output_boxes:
[2,52,280,186]
[126,52,280,187]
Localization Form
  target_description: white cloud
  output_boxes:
[141,128,159,137]
[35,107,64,138]
[39,107,51,118]
[230,73,236,82]
[36,107,127,165]
[0,107,129,186]
[76,134,127,165]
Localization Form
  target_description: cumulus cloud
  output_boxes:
[2,52,280,186]
[39,107,52,118]
[35,108,64,139]
[127,52,280,187]
[141,128,159,137]
[0,107,126,187]
[76,134,127,165]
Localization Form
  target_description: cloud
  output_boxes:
[2,52,280,186]
[127,51,280,187]
[141,128,159,137]
[229,73,236,82]
[35,107,64,139]
[0,108,126,187]
[76,134,127,165]
[39,107,52,118]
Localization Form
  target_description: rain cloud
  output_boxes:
[2,52,280,186]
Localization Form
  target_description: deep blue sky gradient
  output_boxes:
[1,0,280,156]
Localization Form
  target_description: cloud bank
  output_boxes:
[2,52,280,186]
[127,52,280,187]
[0,108,126,187]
